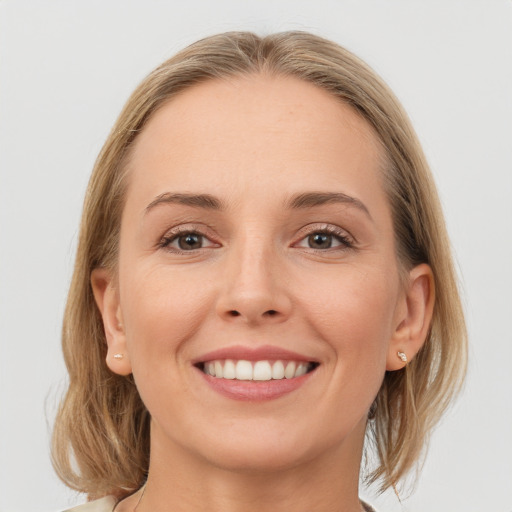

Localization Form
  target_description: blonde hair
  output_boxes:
[52,31,467,499]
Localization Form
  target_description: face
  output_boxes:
[95,74,421,473]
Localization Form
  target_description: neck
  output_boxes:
[121,418,367,512]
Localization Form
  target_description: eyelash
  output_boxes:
[158,225,355,254]
[158,225,218,254]
[293,225,355,252]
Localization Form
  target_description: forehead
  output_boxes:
[126,74,386,211]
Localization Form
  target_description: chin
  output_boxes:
[201,440,313,474]
[191,418,350,475]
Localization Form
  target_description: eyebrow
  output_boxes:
[144,190,371,219]
[145,192,224,213]
[286,192,372,219]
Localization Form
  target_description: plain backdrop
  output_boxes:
[1,1,511,511]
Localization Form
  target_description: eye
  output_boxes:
[160,230,218,252]
[175,233,204,250]
[294,227,354,251]
[307,233,336,249]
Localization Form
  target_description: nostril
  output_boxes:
[223,309,282,320]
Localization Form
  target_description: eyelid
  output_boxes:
[156,222,356,254]
[158,224,220,252]
[292,223,356,249]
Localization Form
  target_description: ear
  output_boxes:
[386,263,435,371]
[91,268,132,376]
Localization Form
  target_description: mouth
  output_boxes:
[192,345,320,400]
[196,359,320,381]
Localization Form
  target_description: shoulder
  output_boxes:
[62,496,117,512]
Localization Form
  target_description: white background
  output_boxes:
[1,1,511,511]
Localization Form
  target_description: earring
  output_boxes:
[397,351,407,363]
[113,353,124,360]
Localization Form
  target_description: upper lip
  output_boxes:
[192,344,318,364]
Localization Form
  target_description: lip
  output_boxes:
[195,367,316,401]
[192,344,319,401]
[192,344,317,365]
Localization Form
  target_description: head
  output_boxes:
[52,31,467,499]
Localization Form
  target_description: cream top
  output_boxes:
[62,496,116,512]
[63,496,377,512]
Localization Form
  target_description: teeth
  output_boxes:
[271,360,285,379]
[214,361,223,379]
[235,360,253,380]
[205,362,215,376]
[202,359,315,381]
[295,363,308,377]
[284,361,296,379]
[223,359,236,379]
[253,361,272,381]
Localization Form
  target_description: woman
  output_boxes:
[53,31,467,512]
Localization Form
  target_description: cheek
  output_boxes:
[300,263,399,370]
[119,263,213,366]
[117,263,216,417]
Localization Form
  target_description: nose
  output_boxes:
[215,237,292,325]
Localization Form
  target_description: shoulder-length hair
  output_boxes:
[52,31,467,499]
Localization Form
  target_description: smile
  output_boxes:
[200,359,318,381]
[193,345,320,400]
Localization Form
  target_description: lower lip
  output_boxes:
[196,368,316,401]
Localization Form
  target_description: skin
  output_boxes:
[92,74,434,512]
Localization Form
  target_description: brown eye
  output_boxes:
[294,227,353,253]
[177,233,203,250]
[308,233,333,249]
[160,229,219,253]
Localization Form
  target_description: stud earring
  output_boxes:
[397,351,407,363]
[113,353,124,360]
